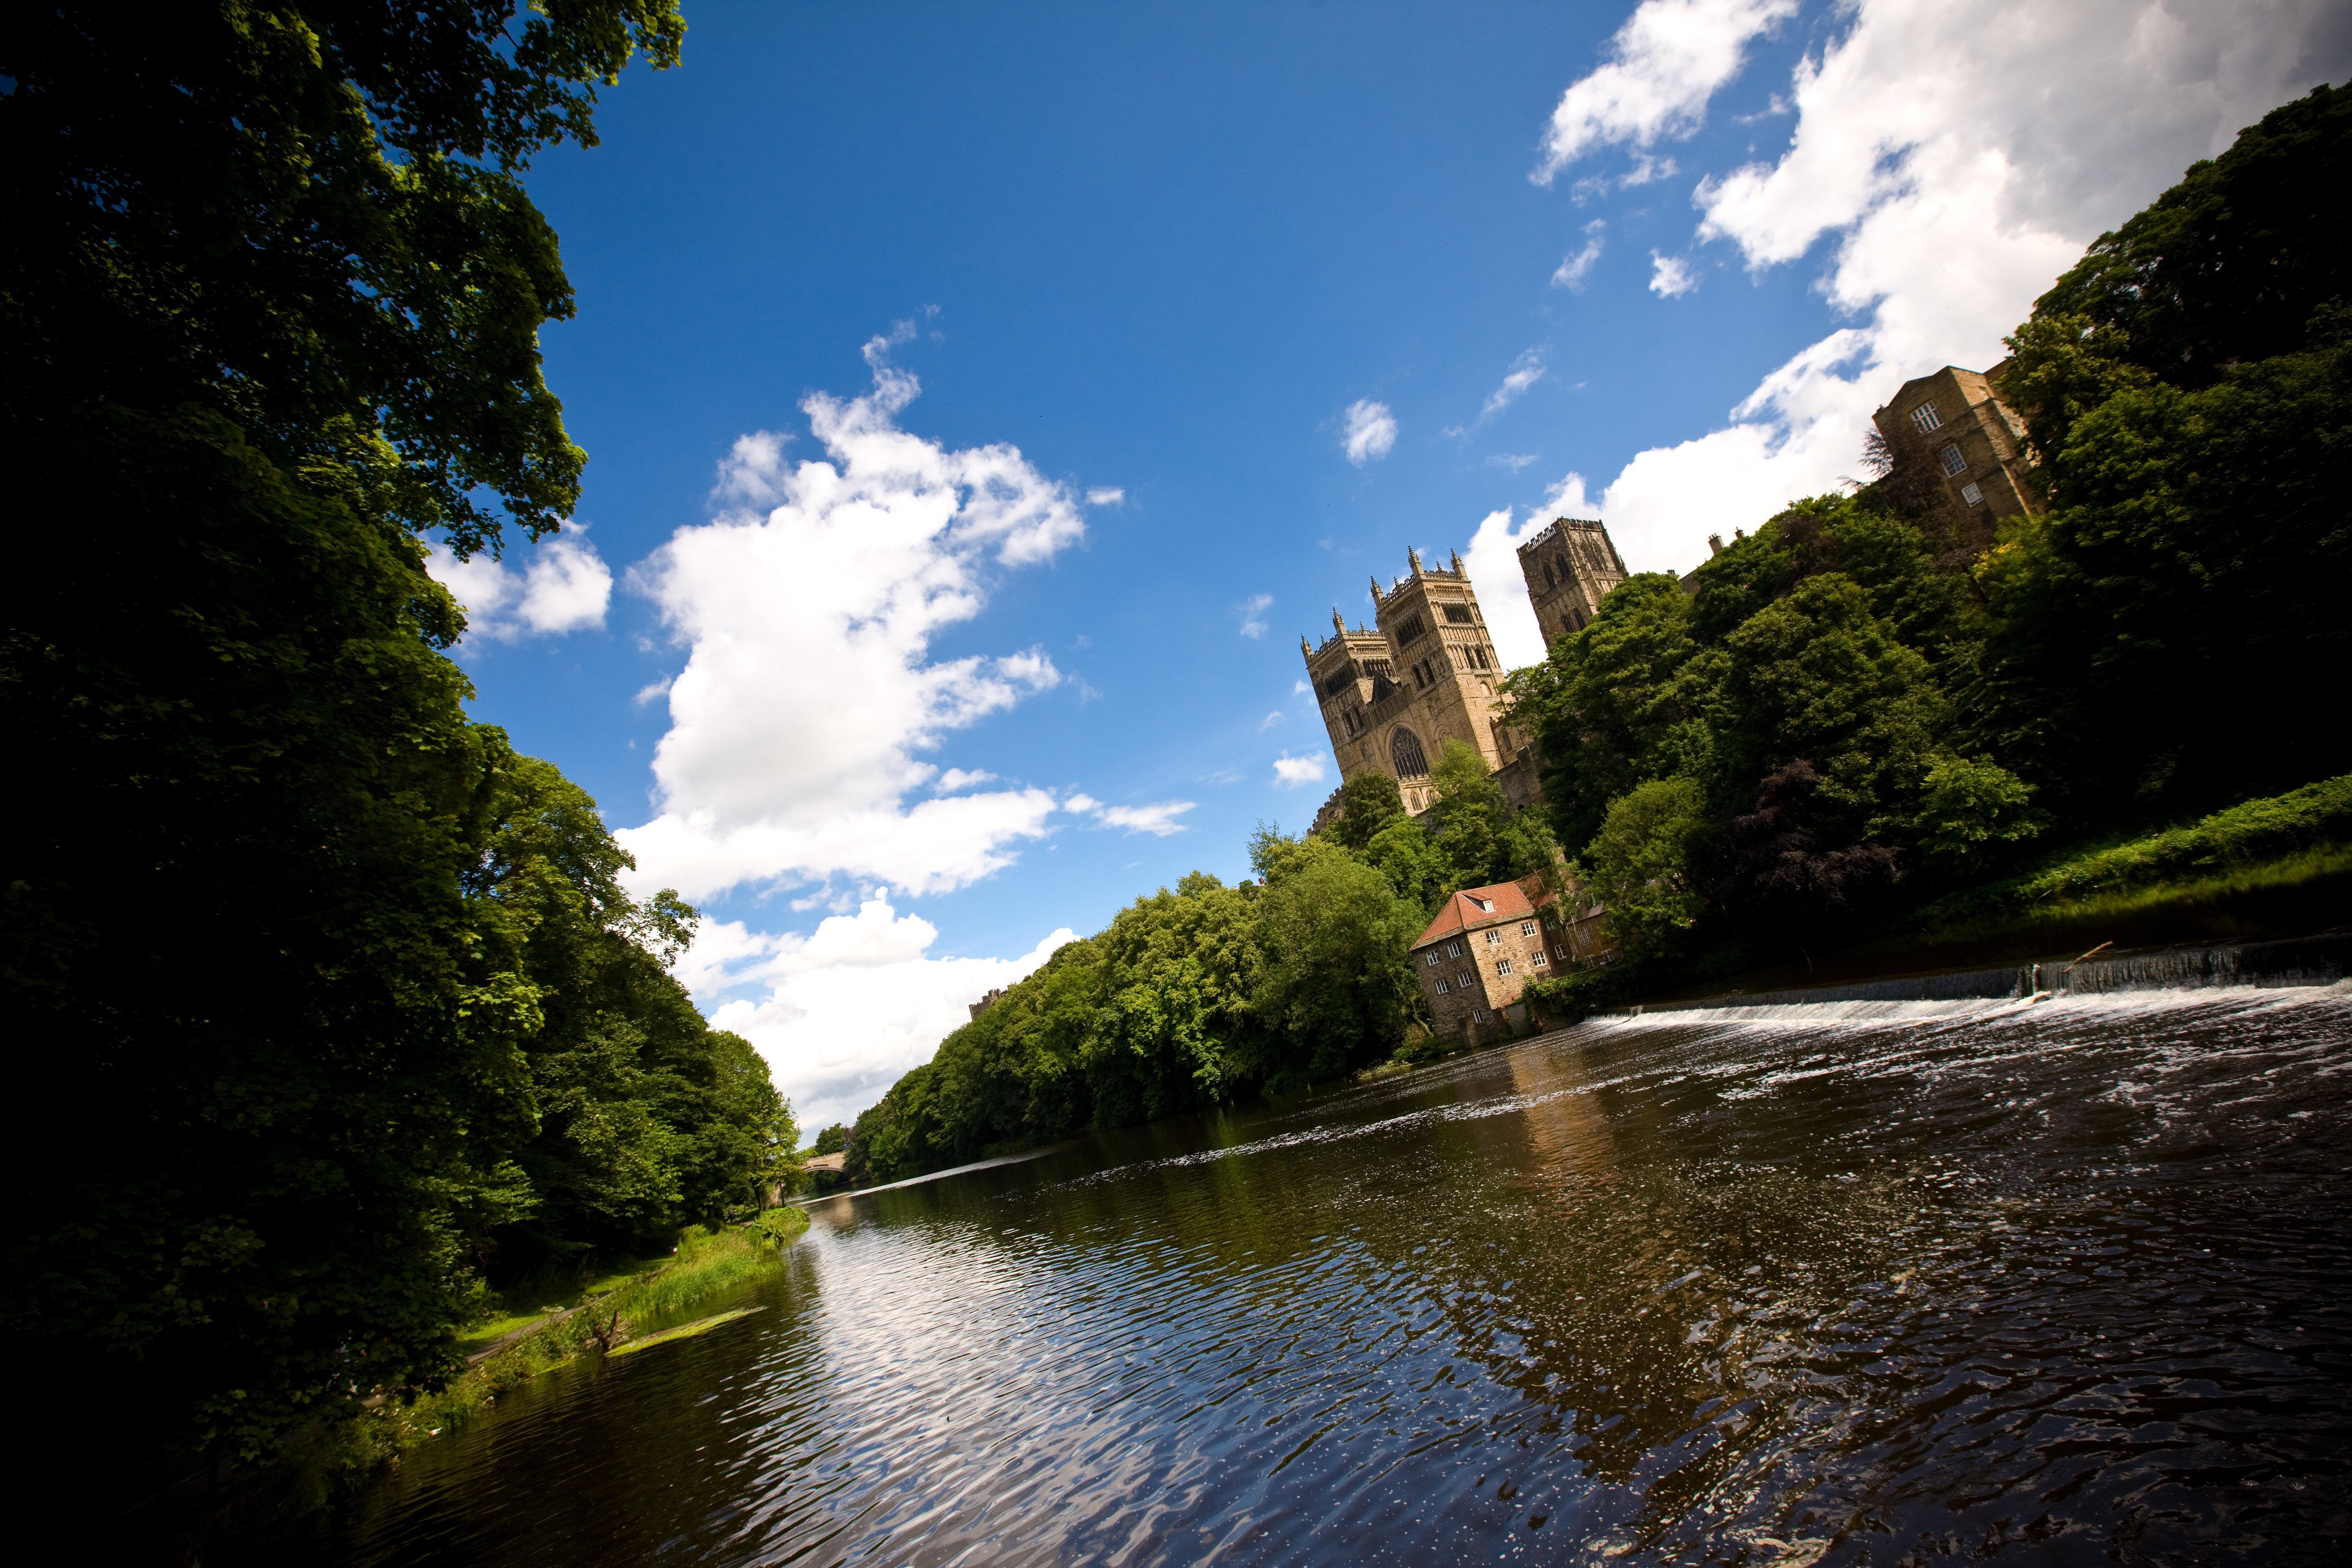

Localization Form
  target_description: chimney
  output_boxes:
[1707,533,1724,556]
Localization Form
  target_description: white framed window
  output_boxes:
[1554,945,1568,962]
[1475,897,1494,912]
[1960,481,1984,506]
[1485,929,1503,944]
[1530,950,1547,967]
[1424,951,1440,966]
[1457,971,1475,988]
[1496,958,1513,975]
[1472,1008,1488,1022]
[1445,940,1461,958]
[1939,444,1967,476]
[1519,921,1537,936]
[1909,401,1942,434]
[1434,978,1449,994]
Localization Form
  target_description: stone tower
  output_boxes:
[1870,364,2043,539]
[1302,549,1518,815]
[1516,516,1627,648]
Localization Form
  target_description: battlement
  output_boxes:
[1519,515,1628,646]
[1300,545,1517,815]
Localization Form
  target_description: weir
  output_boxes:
[1620,929,2351,1016]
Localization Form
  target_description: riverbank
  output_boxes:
[1511,775,2352,1026]
[271,1214,811,1509]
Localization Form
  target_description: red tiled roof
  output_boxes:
[1412,879,1544,950]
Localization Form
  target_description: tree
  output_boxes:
[1581,778,1717,962]
[1,0,686,1476]
[2028,84,2349,397]
[1327,769,1407,851]
[1508,573,1718,857]
[1423,739,1559,889]
[1252,838,1424,1085]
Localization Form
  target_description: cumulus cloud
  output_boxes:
[1551,221,1607,288]
[1530,0,1799,186]
[1272,753,1327,788]
[684,900,1077,1131]
[1648,251,1698,297]
[1086,487,1126,506]
[1458,506,1551,671]
[1481,348,1549,418]
[1094,801,1196,835]
[616,333,1094,906]
[1557,0,2352,574]
[1341,399,1398,464]
[934,768,996,791]
[1236,592,1273,638]
[428,524,613,643]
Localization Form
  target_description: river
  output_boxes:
[254,981,2352,1564]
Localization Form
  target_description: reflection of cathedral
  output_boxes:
[1301,549,1521,815]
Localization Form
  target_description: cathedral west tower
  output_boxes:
[1302,549,1518,815]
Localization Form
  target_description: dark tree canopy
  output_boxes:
[1,0,744,1494]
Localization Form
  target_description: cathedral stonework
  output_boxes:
[1515,516,1627,647]
[1302,549,1520,815]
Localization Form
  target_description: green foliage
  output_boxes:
[1,0,710,1482]
[1580,777,1717,961]
[841,802,1540,1184]
[2028,84,2350,397]
[1508,573,1717,856]
[1994,773,2352,906]
[1327,769,1407,851]
[810,1124,848,1156]
[1914,755,2046,868]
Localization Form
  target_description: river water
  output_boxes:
[260,982,2352,1565]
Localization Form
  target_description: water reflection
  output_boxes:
[250,984,2352,1565]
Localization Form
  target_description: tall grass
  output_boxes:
[325,1212,811,1475]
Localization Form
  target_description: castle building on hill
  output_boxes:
[1302,549,1521,815]
[1516,516,1628,648]
[1871,363,2043,530]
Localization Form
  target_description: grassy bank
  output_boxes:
[321,1210,810,1476]
[1501,776,2352,1021]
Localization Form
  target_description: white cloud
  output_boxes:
[633,675,673,707]
[1530,0,1799,186]
[1236,591,1273,638]
[616,333,1090,905]
[1540,471,1598,517]
[1555,0,2352,575]
[1648,251,1698,297]
[1459,507,1551,672]
[1095,801,1196,835]
[1481,348,1548,417]
[1292,678,1311,695]
[1086,487,1126,506]
[427,524,614,643]
[1341,399,1398,464]
[1551,221,1607,288]
[1487,453,1542,473]
[1272,753,1327,788]
[1259,710,1283,731]
[689,900,1077,1131]
[935,768,996,791]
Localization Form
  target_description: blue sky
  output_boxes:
[433,0,2350,1129]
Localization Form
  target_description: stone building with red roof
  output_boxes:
[1411,874,1609,1041]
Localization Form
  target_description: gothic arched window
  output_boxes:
[1391,727,1430,778]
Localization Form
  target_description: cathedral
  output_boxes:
[1302,520,1624,815]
